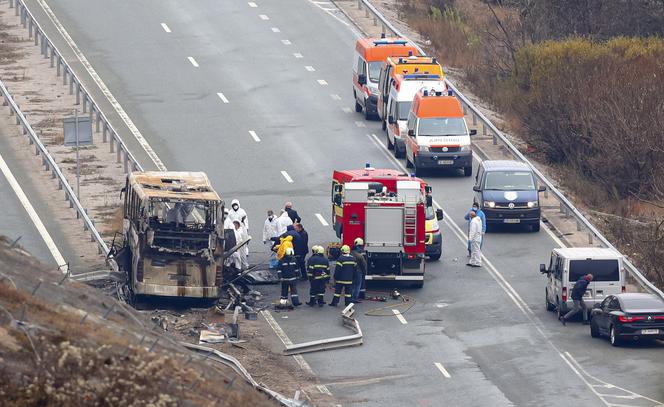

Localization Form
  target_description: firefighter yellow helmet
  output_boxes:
[354,237,364,246]
[312,245,324,254]
[285,247,295,256]
[340,245,350,254]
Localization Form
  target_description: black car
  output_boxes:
[590,293,664,346]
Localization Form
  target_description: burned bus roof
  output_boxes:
[128,171,221,201]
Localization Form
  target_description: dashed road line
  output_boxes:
[259,14,269,20]
[281,39,292,45]
[293,52,303,58]
[317,79,328,85]
[330,94,341,100]
[35,0,166,171]
[315,213,329,226]
[271,27,281,32]
[248,130,261,142]
[248,1,258,7]
[160,23,171,33]
[392,309,407,324]
[305,65,315,72]
[187,56,199,67]
[281,170,294,183]
[342,107,352,114]
[434,362,451,378]
[217,92,229,104]
[0,152,66,270]
[354,121,366,128]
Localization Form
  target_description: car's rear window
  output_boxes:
[569,259,620,282]
[622,297,664,311]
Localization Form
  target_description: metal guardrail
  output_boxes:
[356,0,664,299]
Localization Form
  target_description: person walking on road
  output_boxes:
[284,202,302,224]
[263,210,279,268]
[464,202,486,256]
[228,199,250,257]
[351,238,367,303]
[306,245,329,306]
[467,211,483,267]
[277,248,301,307]
[275,209,293,236]
[329,245,357,307]
[294,223,309,281]
[560,274,594,325]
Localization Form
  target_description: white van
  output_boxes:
[385,73,446,159]
[541,248,625,318]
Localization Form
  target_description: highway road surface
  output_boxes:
[22,0,664,405]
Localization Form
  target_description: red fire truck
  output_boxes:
[331,167,443,287]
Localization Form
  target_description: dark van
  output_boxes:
[472,160,546,232]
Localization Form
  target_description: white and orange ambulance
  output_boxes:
[404,89,476,177]
[352,35,418,119]
[385,73,446,159]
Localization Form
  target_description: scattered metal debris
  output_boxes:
[283,304,363,355]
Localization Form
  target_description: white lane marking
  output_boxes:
[305,65,315,72]
[262,310,317,376]
[355,121,366,128]
[315,213,329,226]
[217,92,229,104]
[392,309,407,324]
[0,152,67,271]
[160,23,171,33]
[271,27,280,32]
[36,0,166,171]
[330,94,341,101]
[434,362,451,378]
[317,79,328,85]
[259,14,269,20]
[342,107,352,114]
[305,0,349,26]
[281,39,291,45]
[317,385,333,396]
[293,52,303,58]
[248,130,261,142]
[248,1,258,7]
[281,171,293,183]
[187,56,199,67]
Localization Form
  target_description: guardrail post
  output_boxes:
[588,233,593,245]
[9,0,13,9]
[472,113,477,126]
[75,82,80,105]
[116,143,121,163]
[123,150,129,173]
[58,180,62,190]
[358,0,361,9]
[365,8,370,18]
[21,8,27,27]
[576,219,582,231]
[49,46,54,66]
[544,188,549,199]
[373,16,378,26]
[102,122,108,142]
[56,57,61,77]
[15,2,19,16]
[110,134,115,153]
[462,103,468,116]
[95,110,101,133]
[82,95,87,113]
[483,124,487,136]
[492,134,497,145]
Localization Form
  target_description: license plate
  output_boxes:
[503,219,520,224]
[437,160,454,165]
[641,329,659,335]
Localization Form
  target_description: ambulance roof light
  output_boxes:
[433,57,437,64]
[381,33,386,39]
[423,90,429,96]
[435,91,442,96]
[399,57,403,63]
[448,89,454,96]
[408,50,413,56]
[365,162,371,168]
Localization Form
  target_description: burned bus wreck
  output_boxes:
[116,172,225,300]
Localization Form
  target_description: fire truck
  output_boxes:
[331,167,444,287]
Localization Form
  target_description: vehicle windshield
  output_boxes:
[149,200,210,227]
[425,204,434,220]
[484,171,535,191]
[622,296,664,310]
[569,259,619,282]
[397,101,412,120]
[368,62,382,83]
[417,117,467,136]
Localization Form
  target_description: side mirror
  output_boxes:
[358,74,367,86]
[424,185,432,194]
[469,129,477,136]
[408,129,415,137]
[388,115,395,124]
[472,185,480,192]
[334,184,343,193]
[538,186,547,192]
[539,264,547,274]
[436,209,444,221]
[334,195,342,206]
[426,195,433,206]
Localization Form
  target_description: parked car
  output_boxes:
[590,293,664,346]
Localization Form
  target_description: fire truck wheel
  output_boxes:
[463,166,473,177]
[386,133,394,150]
[429,252,441,261]
[355,100,362,113]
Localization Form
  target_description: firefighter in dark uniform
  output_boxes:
[277,248,302,306]
[306,245,330,307]
[329,245,357,307]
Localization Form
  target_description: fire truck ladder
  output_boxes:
[403,198,417,246]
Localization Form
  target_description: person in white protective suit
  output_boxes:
[231,220,249,270]
[228,199,250,256]
[263,210,279,269]
[275,209,293,236]
[467,211,483,267]
[223,207,233,229]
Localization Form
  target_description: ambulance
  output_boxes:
[376,55,445,128]
[404,89,476,176]
[385,73,446,159]
[352,35,419,119]
[332,167,443,262]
